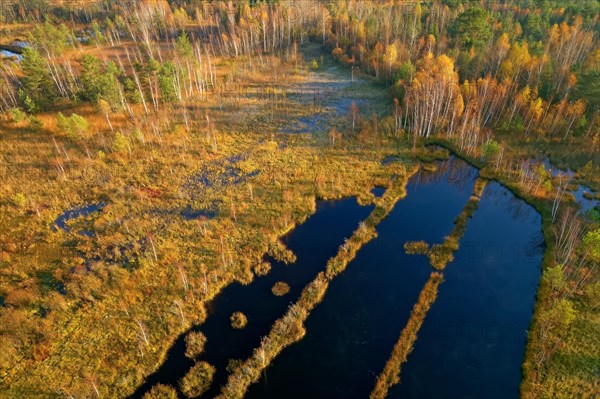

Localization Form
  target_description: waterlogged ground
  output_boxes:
[0,40,27,62]
[53,203,106,234]
[1,43,407,398]
[278,67,387,135]
[4,44,545,398]
[121,128,543,398]
[538,158,598,214]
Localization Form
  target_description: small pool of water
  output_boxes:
[537,158,598,214]
[0,41,27,62]
[0,49,22,61]
[279,69,383,135]
[371,187,386,198]
[53,203,106,235]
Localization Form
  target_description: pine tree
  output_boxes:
[450,7,492,50]
[158,62,179,103]
[19,47,57,112]
[80,55,103,102]
[176,30,193,59]
[81,56,123,110]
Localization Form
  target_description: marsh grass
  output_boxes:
[253,261,271,276]
[216,274,326,399]
[408,177,488,270]
[370,272,444,399]
[414,146,451,163]
[421,163,438,172]
[267,240,297,264]
[142,384,178,399]
[271,281,291,296]
[184,331,207,359]
[0,50,411,398]
[178,361,215,398]
[403,240,429,255]
[230,312,248,329]
[427,138,600,399]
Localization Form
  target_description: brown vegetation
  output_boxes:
[178,361,215,398]
[184,331,206,359]
[230,312,248,330]
[217,168,417,399]
[370,272,444,399]
[271,281,291,297]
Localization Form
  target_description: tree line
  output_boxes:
[2,0,599,157]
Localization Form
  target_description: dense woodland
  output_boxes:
[0,1,599,398]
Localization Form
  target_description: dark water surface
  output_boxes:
[539,158,598,214]
[246,158,542,399]
[390,182,543,399]
[132,156,542,399]
[53,203,106,235]
[131,197,374,398]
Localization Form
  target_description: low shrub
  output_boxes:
[12,193,27,208]
[404,241,429,255]
[428,243,454,270]
[370,273,443,399]
[421,163,437,172]
[271,281,291,296]
[230,311,248,329]
[184,331,207,359]
[10,108,27,123]
[253,261,271,276]
[267,240,297,264]
[29,116,43,129]
[143,384,177,399]
[179,361,216,398]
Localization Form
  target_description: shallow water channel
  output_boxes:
[539,158,598,214]
[245,156,543,399]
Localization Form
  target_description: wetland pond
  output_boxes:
[131,197,375,398]
[247,156,543,399]
[132,155,543,399]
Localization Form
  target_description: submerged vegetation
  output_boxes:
[0,0,598,398]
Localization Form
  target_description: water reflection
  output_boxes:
[392,179,542,399]
[246,156,479,399]
[482,182,538,222]
[412,156,478,191]
[533,157,598,214]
